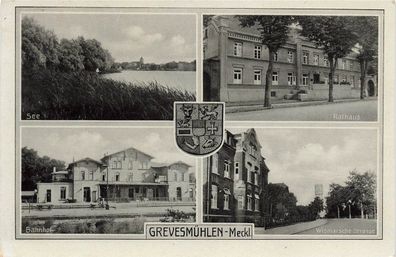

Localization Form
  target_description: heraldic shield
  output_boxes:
[175,102,224,156]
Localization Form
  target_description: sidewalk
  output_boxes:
[255,219,329,235]
[226,98,377,114]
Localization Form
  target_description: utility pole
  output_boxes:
[103,163,109,210]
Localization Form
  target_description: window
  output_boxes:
[255,195,260,211]
[247,163,252,183]
[128,173,133,182]
[211,185,218,209]
[302,74,309,86]
[272,72,278,86]
[174,172,178,181]
[254,45,261,59]
[224,160,230,178]
[238,196,244,209]
[212,154,218,174]
[323,57,329,67]
[128,161,133,170]
[342,59,346,69]
[253,70,261,85]
[254,169,259,186]
[89,171,93,180]
[102,173,106,181]
[271,91,276,97]
[313,54,319,65]
[350,76,355,87]
[224,193,230,210]
[112,161,117,169]
[273,51,278,61]
[115,172,120,182]
[287,51,294,63]
[81,171,85,180]
[303,52,309,64]
[247,195,252,211]
[287,72,296,86]
[60,187,66,200]
[233,68,242,84]
[235,162,239,180]
[350,61,354,70]
[233,42,242,57]
[334,75,339,84]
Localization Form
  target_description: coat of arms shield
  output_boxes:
[175,102,224,156]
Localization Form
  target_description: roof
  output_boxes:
[151,161,192,168]
[101,147,154,161]
[21,191,36,196]
[52,170,69,175]
[69,157,103,166]
[168,161,192,168]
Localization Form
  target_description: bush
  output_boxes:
[22,69,195,120]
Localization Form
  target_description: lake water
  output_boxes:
[103,70,196,94]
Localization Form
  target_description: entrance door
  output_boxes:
[368,80,375,96]
[46,189,51,203]
[147,188,153,200]
[92,190,97,202]
[313,73,320,84]
[176,187,182,201]
[128,187,134,199]
[83,187,91,202]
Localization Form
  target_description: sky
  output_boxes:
[22,127,195,170]
[228,128,378,205]
[22,127,378,205]
[22,12,196,63]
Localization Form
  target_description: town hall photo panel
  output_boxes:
[203,15,380,121]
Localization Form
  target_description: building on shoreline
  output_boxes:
[35,147,195,204]
[203,128,270,225]
[203,15,377,104]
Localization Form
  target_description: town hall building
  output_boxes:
[35,147,195,204]
[203,15,377,104]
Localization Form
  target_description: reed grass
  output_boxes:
[22,69,195,120]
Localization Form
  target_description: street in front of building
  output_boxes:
[256,218,377,235]
[227,100,378,121]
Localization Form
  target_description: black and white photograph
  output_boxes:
[203,15,379,121]
[19,127,196,235]
[19,11,197,120]
[203,127,379,236]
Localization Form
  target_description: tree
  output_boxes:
[345,170,376,219]
[237,16,294,107]
[58,39,85,72]
[308,197,324,218]
[297,16,358,102]
[21,17,60,71]
[22,147,66,191]
[349,17,378,99]
[77,37,109,72]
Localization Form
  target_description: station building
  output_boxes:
[36,147,195,204]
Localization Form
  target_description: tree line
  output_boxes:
[262,183,324,228]
[236,15,378,107]
[326,170,376,219]
[21,147,66,191]
[22,17,115,74]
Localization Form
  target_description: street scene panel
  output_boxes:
[203,128,378,236]
[20,10,196,120]
[20,127,196,235]
[203,15,379,121]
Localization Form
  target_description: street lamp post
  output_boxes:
[348,200,352,219]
